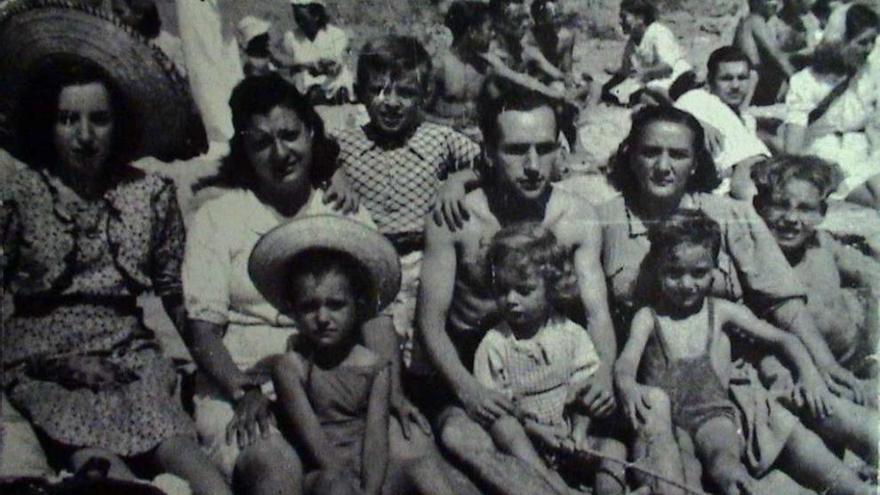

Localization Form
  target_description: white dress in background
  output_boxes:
[175,0,243,144]
[785,64,880,197]
[621,21,692,94]
[280,23,354,98]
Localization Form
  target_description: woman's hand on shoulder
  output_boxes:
[432,172,471,231]
[324,168,360,214]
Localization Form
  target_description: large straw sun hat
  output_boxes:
[249,215,402,315]
[0,0,207,161]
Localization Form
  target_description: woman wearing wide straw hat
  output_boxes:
[0,39,229,495]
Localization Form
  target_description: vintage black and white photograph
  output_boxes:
[0,0,879,493]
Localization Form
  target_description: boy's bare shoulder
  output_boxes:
[348,344,383,368]
[549,186,601,233]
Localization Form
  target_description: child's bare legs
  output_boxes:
[70,447,135,480]
[438,408,565,495]
[629,387,688,495]
[777,422,874,495]
[154,435,233,495]
[233,435,304,495]
[590,436,627,495]
[692,417,756,495]
[488,415,571,494]
[673,427,703,488]
[385,417,462,495]
[306,468,362,495]
[796,394,879,466]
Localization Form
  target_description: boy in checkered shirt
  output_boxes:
[330,35,481,378]
[473,222,627,495]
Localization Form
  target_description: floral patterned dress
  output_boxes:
[0,166,195,456]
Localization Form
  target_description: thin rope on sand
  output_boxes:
[568,447,711,495]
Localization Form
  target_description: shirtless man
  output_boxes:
[415,79,620,495]
[735,0,815,105]
[427,1,494,141]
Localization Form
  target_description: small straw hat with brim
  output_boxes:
[249,215,402,316]
[0,0,207,161]
[289,0,326,6]
[237,15,272,47]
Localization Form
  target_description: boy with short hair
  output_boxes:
[331,34,481,378]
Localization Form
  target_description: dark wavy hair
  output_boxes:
[812,4,880,75]
[751,154,844,215]
[445,1,491,43]
[486,222,579,312]
[607,105,720,204]
[12,54,140,173]
[647,208,722,269]
[195,73,338,191]
[707,45,752,82]
[292,2,330,33]
[620,0,657,25]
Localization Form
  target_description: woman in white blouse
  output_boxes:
[783,3,880,199]
[182,74,368,493]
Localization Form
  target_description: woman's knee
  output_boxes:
[235,435,302,482]
[438,413,493,457]
[309,468,360,495]
[640,387,673,426]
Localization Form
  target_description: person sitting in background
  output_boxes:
[521,0,590,152]
[675,46,772,197]
[275,0,355,104]
[782,3,880,200]
[237,16,275,78]
[426,0,494,142]
[602,0,694,106]
[734,0,799,106]
[522,0,591,104]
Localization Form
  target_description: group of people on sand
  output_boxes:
[1,0,880,495]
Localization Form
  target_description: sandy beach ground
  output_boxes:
[2,1,875,491]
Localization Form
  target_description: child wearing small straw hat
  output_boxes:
[237,15,276,78]
[249,215,460,495]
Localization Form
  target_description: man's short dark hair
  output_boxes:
[707,46,752,82]
[620,0,657,25]
[445,1,490,43]
[477,77,560,150]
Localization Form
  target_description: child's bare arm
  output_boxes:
[717,299,834,417]
[362,365,390,495]
[271,354,340,469]
[614,308,654,425]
